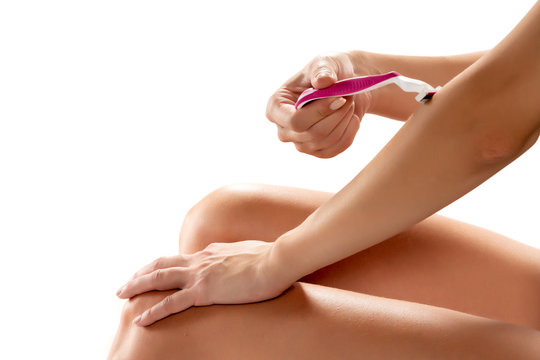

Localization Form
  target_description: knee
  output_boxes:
[108,291,178,360]
[109,291,237,360]
[179,183,262,253]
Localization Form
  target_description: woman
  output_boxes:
[108,2,540,358]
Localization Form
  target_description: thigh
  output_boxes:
[108,283,540,360]
[304,215,540,329]
[179,183,540,329]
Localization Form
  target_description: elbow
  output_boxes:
[476,136,518,165]
[475,127,540,166]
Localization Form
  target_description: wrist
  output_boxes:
[345,50,390,116]
[346,50,382,77]
[357,51,425,119]
[266,229,309,285]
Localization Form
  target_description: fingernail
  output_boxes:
[133,315,142,325]
[316,71,331,79]
[116,285,125,296]
[329,97,346,110]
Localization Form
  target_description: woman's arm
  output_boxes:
[359,50,485,120]
[117,2,540,326]
[266,50,483,158]
[271,1,540,283]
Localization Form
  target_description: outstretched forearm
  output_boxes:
[272,2,540,283]
[354,50,485,120]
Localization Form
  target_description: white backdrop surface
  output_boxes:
[0,1,538,358]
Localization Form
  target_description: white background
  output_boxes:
[0,0,538,358]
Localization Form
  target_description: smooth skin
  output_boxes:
[110,2,540,358]
[110,286,539,360]
[109,184,540,359]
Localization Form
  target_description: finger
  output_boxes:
[265,69,310,127]
[277,98,352,143]
[303,98,354,146]
[294,103,354,155]
[314,114,361,158]
[134,288,196,326]
[266,88,295,122]
[310,55,338,89]
[284,96,346,133]
[118,267,189,299]
[276,123,315,143]
[129,254,191,281]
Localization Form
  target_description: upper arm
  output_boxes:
[460,2,540,159]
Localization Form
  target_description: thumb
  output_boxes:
[311,61,338,89]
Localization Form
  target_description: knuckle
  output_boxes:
[294,143,311,155]
[200,248,213,257]
[312,53,338,71]
[161,295,175,313]
[313,53,329,65]
[194,249,212,261]
[307,126,328,142]
[144,306,153,320]
[277,128,289,143]
[289,117,306,132]
[308,55,322,70]
[150,258,161,271]
[319,53,335,62]
[151,268,163,282]
[265,98,276,122]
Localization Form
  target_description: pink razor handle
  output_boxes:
[295,71,440,109]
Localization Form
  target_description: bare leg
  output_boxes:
[108,183,540,359]
[179,183,540,329]
[108,283,540,360]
